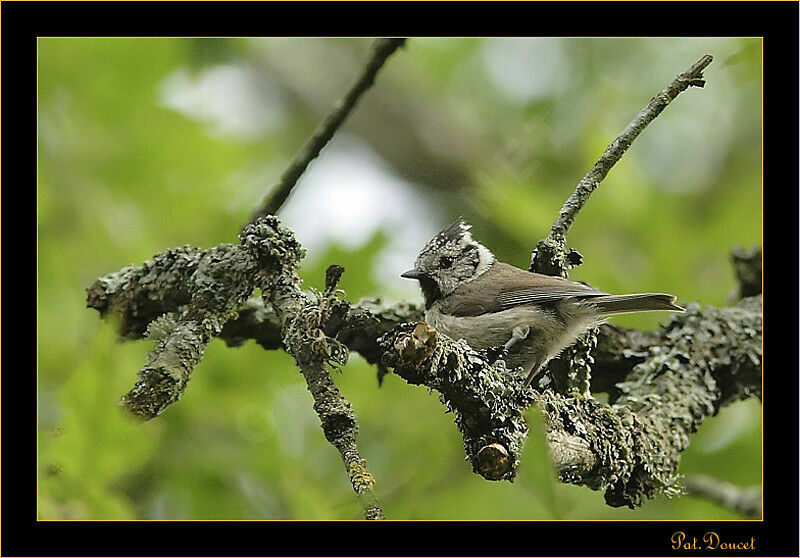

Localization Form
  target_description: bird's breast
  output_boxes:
[425,304,558,350]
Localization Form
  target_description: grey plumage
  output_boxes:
[402,219,684,387]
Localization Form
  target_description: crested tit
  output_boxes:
[401,219,684,387]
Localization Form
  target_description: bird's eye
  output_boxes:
[440,256,454,268]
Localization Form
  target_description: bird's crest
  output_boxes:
[419,218,473,256]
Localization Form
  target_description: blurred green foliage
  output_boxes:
[38,38,761,520]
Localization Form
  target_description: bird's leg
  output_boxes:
[480,325,530,365]
[505,325,530,351]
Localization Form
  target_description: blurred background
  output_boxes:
[37,37,762,520]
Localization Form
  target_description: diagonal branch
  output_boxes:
[528,54,714,397]
[531,54,714,277]
[248,38,406,222]
[684,474,762,519]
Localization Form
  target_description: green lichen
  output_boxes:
[89,213,761,512]
[537,294,762,507]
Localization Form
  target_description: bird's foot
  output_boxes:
[481,344,509,364]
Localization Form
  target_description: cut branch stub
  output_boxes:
[477,443,512,481]
[380,322,535,481]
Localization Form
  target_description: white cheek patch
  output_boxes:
[453,232,494,282]
[473,243,495,279]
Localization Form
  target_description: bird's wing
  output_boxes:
[495,264,607,310]
[442,262,606,316]
[496,287,605,310]
[440,297,495,317]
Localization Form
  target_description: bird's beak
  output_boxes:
[401,268,425,280]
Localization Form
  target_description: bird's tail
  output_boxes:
[587,293,684,316]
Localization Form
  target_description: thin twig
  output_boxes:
[531,54,713,276]
[249,38,406,223]
[684,474,762,519]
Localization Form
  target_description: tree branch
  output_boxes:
[88,218,385,518]
[380,322,536,481]
[128,239,760,508]
[88,38,409,517]
[527,54,714,397]
[684,474,761,519]
[530,54,714,276]
[87,228,761,511]
[87,243,270,418]
[219,295,423,364]
[248,38,406,222]
[246,221,386,519]
[379,294,761,507]
[85,49,758,517]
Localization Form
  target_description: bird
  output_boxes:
[401,219,684,387]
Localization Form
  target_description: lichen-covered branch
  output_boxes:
[249,38,406,222]
[219,295,423,364]
[87,36,409,512]
[539,293,761,507]
[375,293,761,508]
[89,217,385,518]
[530,54,714,277]
[245,220,384,519]
[729,245,762,302]
[87,242,268,418]
[87,245,205,339]
[85,46,758,517]
[527,54,715,398]
[541,294,760,507]
[87,224,761,510]
[198,253,761,507]
[380,322,536,481]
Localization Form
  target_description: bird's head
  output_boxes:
[401,218,495,306]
